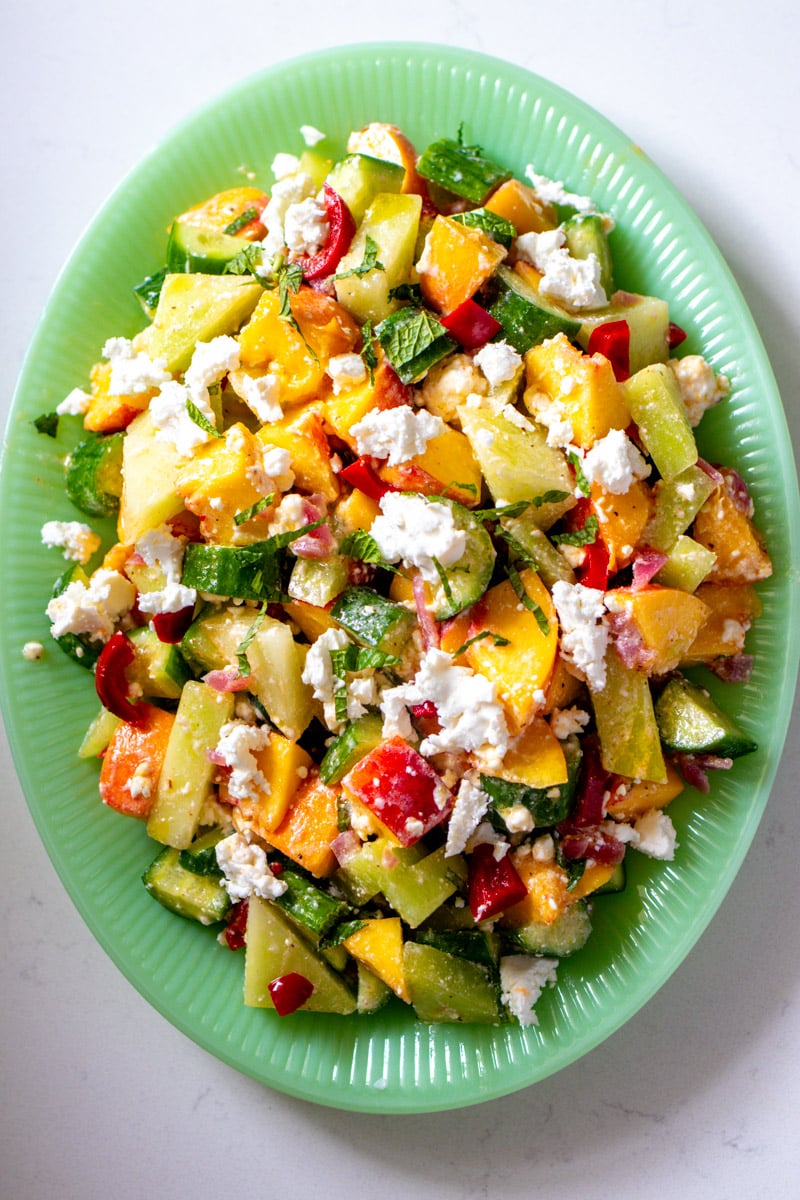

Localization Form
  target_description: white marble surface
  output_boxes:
[2,2,799,1196]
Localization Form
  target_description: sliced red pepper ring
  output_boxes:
[468,842,528,923]
[268,971,314,1016]
[294,184,356,280]
[152,605,195,644]
[668,321,688,349]
[587,319,631,381]
[440,298,503,350]
[338,456,394,503]
[577,536,610,590]
[94,631,146,725]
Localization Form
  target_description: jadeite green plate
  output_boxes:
[1,43,798,1114]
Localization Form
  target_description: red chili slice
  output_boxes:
[668,321,688,349]
[577,537,610,590]
[94,631,146,725]
[339,456,394,502]
[467,842,528,923]
[440,298,503,350]
[268,972,314,1016]
[587,320,631,381]
[152,605,195,644]
[294,184,356,280]
[223,900,249,950]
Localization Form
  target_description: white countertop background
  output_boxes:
[2,2,799,1196]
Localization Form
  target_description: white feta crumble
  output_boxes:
[136,580,197,616]
[551,581,609,691]
[633,809,678,860]
[230,369,283,424]
[214,722,272,803]
[515,229,607,311]
[445,773,491,857]
[580,428,651,494]
[246,444,295,495]
[150,380,213,458]
[550,706,590,740]
[102,336,171,396]
[524,387,575,450]
[46,568,135,643]
[125,763,153,801]
[370,492,466,586]
[504,804,534,834]
[41,520,101,564]
[300,124,326,146]
[271,152,302,180]
[500,955,558,1026]
[185,335,240,394]
[473,340,522,388]
[524,168,614,230]
[283,195,329,257]
[668,355,730,427]
[259,172,316,259]
[531,833,556,862]
[301,627,363,731]
[134,526,197,616]
[215,832,287,902]
[22,641,44,661]
[351,406,445,466]
[267,492,308,537]
[420,353,487,425]
[56,387,92,416]
[326,352,368,395]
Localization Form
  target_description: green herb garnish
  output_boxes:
[236,602,268,676]
[335,235,384,280]
[568,451,590,497]
[359,318,379,385]
[234,495,275,526]
[185,399,222,439]
[223,243,265,278]
[452,631,511,657]
[551,515,599,547]
[224,207,259,236]
[507,563,550,635]
[431,558,455,606]
[339,529,404,575]
[33,412,59,438]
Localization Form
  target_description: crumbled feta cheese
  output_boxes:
[214,722,272,803]
[102,336,171,396]
[633,809,678,860]
[215,832,287,902]
[230,369,283,424]
[524,168,614,232]
[267,493,308,537]
[445,773,490,856]
[500,955,558,1026]
[22,641,44,661]
[380,648,509,766]
[56,387,92,416]
[246,444,295,495]
[326,352,368,395]
[283,195,329,257]
[300,124,326,146]
[41,520,101,564]
[515,229,607,311]
[125,762,153,800]
[259,172,316,259]
[550,706,590,740]
[134,526,197,615]
[136,580,197,616]
[46,568,135,643]
[669,355,730,426]
[271,152,301,180]
[525,386,576,449]
[580,428,651,494]
[301,627,353,730]
[351,406,445,466]
[185,335,240,393]
[474,340,522,388]
[551,581,609,691]
[150,380,213,458]
[420,353,488,425]
[531,833,556,862]
[370,493,466,586]
[504,804,534,834]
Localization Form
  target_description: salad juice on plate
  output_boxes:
[33,119,771,1026]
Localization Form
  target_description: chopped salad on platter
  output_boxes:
[30,120,772,1026]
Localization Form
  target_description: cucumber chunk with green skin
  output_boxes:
[486,265,581,353]
[483,735,582,831]
[243,897,357,1014]
[403,941,503,1024]
[655,675,758,758]
[578,291,670,374]
[142,847,232,925]
[451,207,516,247]
[178,827,228,877]
[334,192,422,325]
[181,540,282,601]
[49,565,102,669]
[376,305,456,384]
[356,962,392,1014]
[271,867,352,938]
[141,273,263,375]
[65,433,124,517]
[126,625,190,700]
[562,213,614,297]
[77,707,120,759]
[325,154,405,224]
[419,495,497,619]
[180,604,256,673]
[288,553,350,608]
[499,508,575,588]
[594,860,626,895]
[146,682,234,850]
[334,839,467,927]
[415,928,499,971]
[644,464,718,554]
[623,363,698,481]
[502,901,591,957]
[416,138,511,205]
[331,586,416,657]
[165,220,249,274]
[592,646,667,783]
[654,534,717,593]
[319,712,384,785]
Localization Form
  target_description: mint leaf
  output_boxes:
[234,495,274,526]
[507,563,550,636]
[335,235,384,280]
[223,244,265,278]
[567,451,590,497]
[452,630,511,657]
[431,557,454,607]
[224,207,259,236]
[236,602,267,676]
[185,399,222,438]
[339,529,404,575]
[33,412,59,438]
[551,515,599,547]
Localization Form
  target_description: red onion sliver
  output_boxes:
[203,668,254,693]
[413,572,440,650]
[631,550,668,590]
[331,830,361,866]
[707,654,754,683]
[697,458,725,486]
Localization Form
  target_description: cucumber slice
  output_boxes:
[65,433,124,517]
[334,192,422,324]
[376,305,456,384]
[419,495,496,619]
[644,464,718,554]
[325,153,405,224]
[483,736,582,831]
[655,675,758,758]
[356,962,392,1014]
[118,410,184,545]
[271,867,351,938]
[416,138,511,205]
[486,265,581,353]
[499,508,575,588]
[594,860,626,894]
[126,625,190,700]
[181,541,282,601]
[141,273,263,374]
[592,646,667,783]
[562,213,614,297]
[415,928,499,971]
[178,827,228,877]
[654,535,717,593]
[403,942,503,1024]
[247,617,313,742]
[578,291,669,374]
[77,706,120,758]
[319,712,384,785]
[243,897,357,1014]
[288,553,350,608]
[165,220,249,274]
[622,363,698,481]
[142,846,231,925]
[502,901,591,957]
[181,604,256,673]
[331,586,416,657]
[49,565,102,669]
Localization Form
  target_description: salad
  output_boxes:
[32,120,772,1026]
